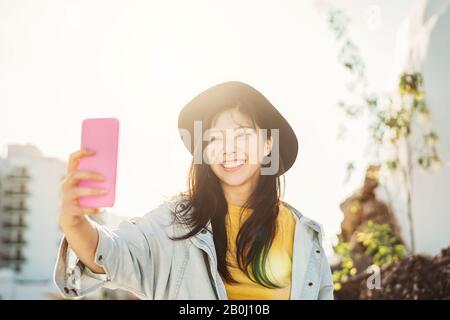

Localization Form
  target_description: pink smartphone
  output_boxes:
[78,117,119,208]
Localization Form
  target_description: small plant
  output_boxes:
[332,238,357,291]
[332,220,405,291]
[356,220,406,266]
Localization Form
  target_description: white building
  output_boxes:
[0,144,66,299]
[382,0,450,255]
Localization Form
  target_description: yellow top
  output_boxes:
[222,202,296,300]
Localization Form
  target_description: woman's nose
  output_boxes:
[223,137,237,154]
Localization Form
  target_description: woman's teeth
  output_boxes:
[221,160,245,169]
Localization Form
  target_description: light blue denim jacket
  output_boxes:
[53,194,334,300]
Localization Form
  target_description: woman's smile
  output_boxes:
[220,159,246,172]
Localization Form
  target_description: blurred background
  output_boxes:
[0,0,449,299]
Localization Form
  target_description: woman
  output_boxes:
[54,81,334,300]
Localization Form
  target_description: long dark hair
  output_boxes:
[170,100,286,288]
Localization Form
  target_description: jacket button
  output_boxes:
[316,250,321,254]
[308,282,313,287]
[64,287,70,294]
[98,255,103,261]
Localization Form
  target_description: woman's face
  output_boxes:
[205,108,272,187]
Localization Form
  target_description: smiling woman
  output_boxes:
[173,82,301,292]
[54,81,334,300]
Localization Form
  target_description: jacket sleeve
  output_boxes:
[315,222,334,300]
[53,217,155,299]
[318,252,334,300]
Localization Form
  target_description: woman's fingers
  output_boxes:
[67,148,95,175]
[72,170,105,182]
[79,207,102,216]
[61,188,107,208]
[64,206,102,216]
[68,187,107,199]
[62,170,105,190]
[59,149,106,222]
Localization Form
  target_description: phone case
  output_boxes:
[78,117,119,208]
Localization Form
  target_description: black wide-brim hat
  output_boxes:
[177,81,298,176]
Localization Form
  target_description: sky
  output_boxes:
[0,0,417,252]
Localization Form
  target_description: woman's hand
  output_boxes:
[58,148,106,228]
[57,148,108,274]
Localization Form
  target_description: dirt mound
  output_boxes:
[336,246,450,300]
